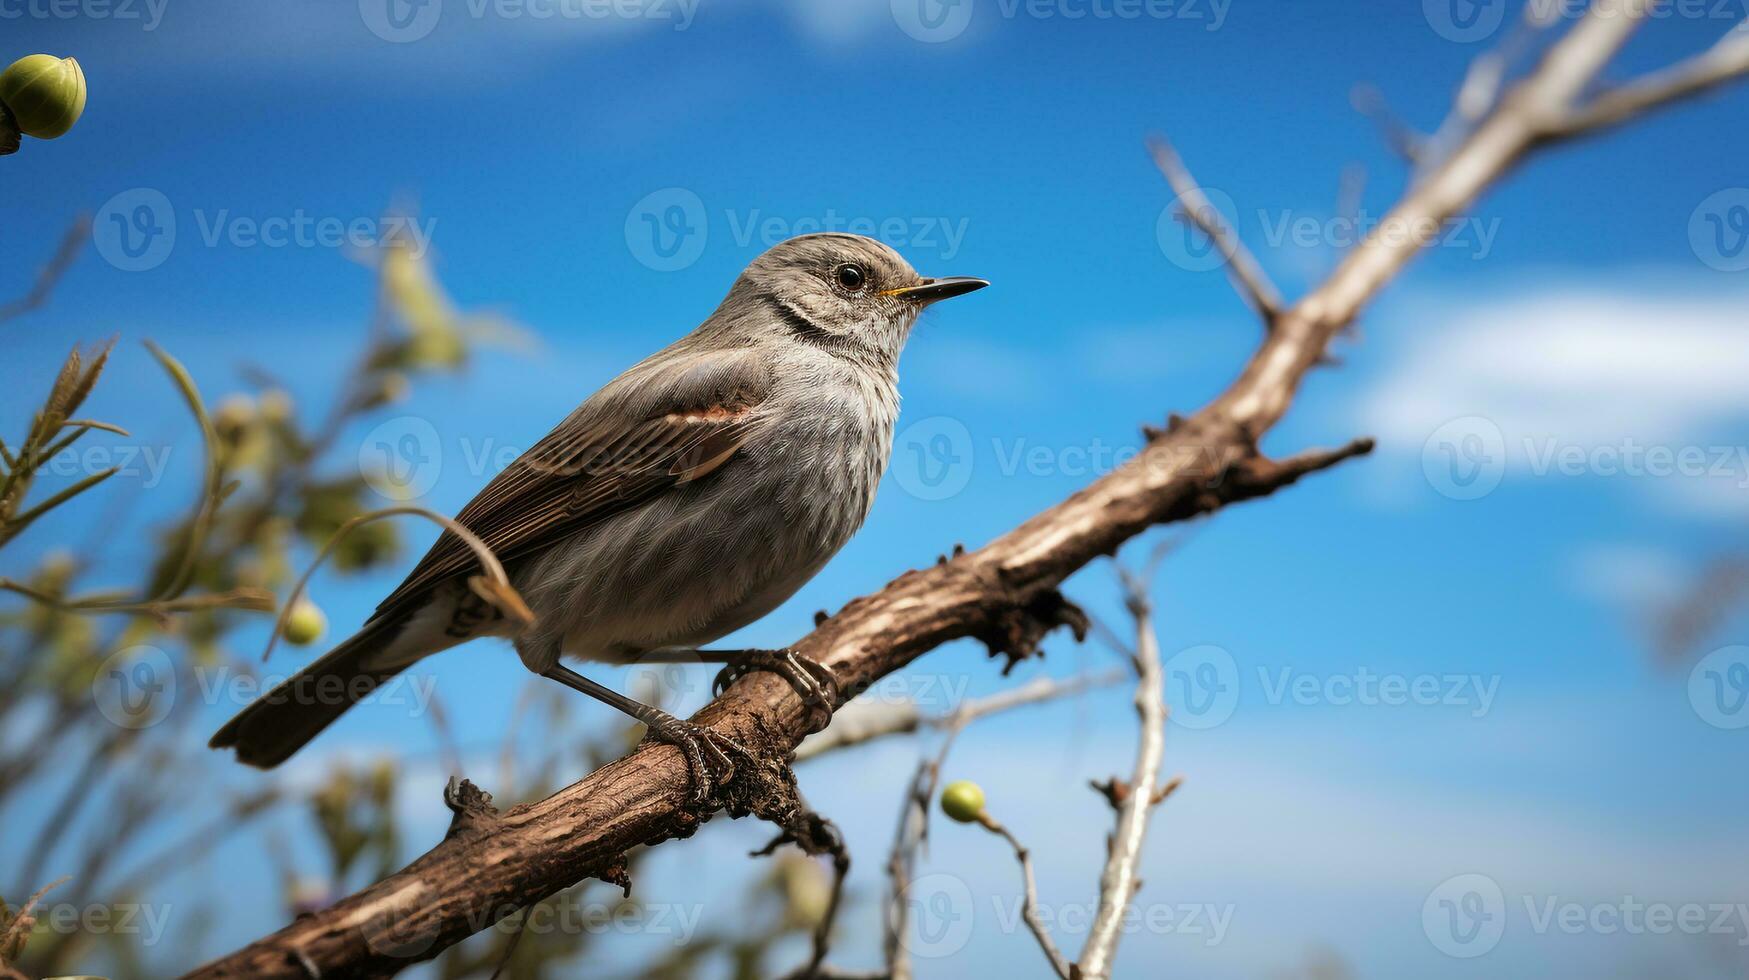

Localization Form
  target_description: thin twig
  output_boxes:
[1349,84,1425,163]
[975,814,1071,980]
[260,505,534,664]
[1146,135,1284,322]
[0,216,90,325]
[1544,21,1749,137]
[794,670,1126,762]
[1078,579,1171,979]
[883,714,970,980]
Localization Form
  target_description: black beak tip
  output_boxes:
[903,276,990,304]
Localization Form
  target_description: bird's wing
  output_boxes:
[369,346,773,622]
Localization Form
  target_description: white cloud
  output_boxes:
[1360,285,1749,514]
[1365,288,1749,450]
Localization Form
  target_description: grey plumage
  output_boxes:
[212,233,986,769]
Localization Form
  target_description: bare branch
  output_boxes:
[1146,135,1285,322]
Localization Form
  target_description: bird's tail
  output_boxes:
[209,615,412,768]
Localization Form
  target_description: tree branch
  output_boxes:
[186,3,1746,976]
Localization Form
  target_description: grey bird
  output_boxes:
[210,233,987,799]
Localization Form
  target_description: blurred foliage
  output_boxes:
[0,226,503,978]
[0,224,843,980]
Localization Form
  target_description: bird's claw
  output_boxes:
[712,648,839,732]
[641,714,756,807]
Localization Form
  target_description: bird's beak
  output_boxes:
[881,276,989,305]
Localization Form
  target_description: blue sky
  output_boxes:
[6,1,1749,976]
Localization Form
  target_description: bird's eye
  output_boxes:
[835,264,867,292]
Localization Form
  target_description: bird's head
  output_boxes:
[725,233,987,365]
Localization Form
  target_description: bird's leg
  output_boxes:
[636,648,839,731]
[540,663,752,806]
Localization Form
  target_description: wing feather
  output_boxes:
[369,347,771,621]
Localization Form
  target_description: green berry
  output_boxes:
[283,600,327,647]
[940,780,986,823]
[0,55,87,140]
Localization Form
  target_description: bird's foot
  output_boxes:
[712,648,839,732]
[639,711,757,807]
